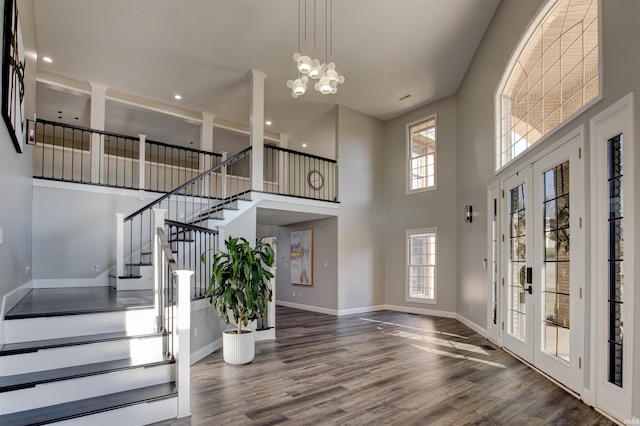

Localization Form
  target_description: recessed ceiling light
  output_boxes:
[302,143,307,148]
[43,56,53,63]
[265,120,272,126]
[174,94,182,100]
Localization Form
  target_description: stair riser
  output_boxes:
[117,265,154,291]
[3,309,157,344]
[50,395,178,426]
[0,363,174,415]
[0,336,164,376]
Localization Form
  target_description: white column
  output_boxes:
[89,82,107,184]
[138,134,146,199]
[279,133,289,195]
[116,213,125,277]
[248,69,267,191]
[279,133,289,149]
[174,269,194,418]
[200,113,215,171]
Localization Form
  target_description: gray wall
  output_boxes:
[32,186,160,279]
[336,105,386,310]
[265,218,338,311]
[383,95,458,313]
[0,0,37,300]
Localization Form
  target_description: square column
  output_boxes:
[248,69,267,191]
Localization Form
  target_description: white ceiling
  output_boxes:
[32,0,500,141]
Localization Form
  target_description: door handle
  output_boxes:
[526,267,532,284]
[526,285,533,295]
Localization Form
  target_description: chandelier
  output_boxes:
[287,0,345,98]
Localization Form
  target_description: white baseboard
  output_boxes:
[455,313,488,338]
[383,304,456,319]
[33,276,109,288]
[276,300,339,316]
[191,338,222,365]
[337,305,386,316]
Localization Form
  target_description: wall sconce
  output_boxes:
[465,205,473,223]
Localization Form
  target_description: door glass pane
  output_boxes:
[508,185,526,340]
[607,134,624,388]
[492,198,498,325]
[542,161,571,361]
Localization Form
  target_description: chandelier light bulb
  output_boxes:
[287,76,308,98]
[316,75,333,95]
[297,55,312,74]
[309,59,323,79]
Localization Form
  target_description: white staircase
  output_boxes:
[0,289,178,425]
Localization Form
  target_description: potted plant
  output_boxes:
[201,236,275,365]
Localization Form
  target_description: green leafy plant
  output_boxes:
[201,236,275,335]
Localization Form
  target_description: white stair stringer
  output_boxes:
[51,395,178,426]
[3,308,157,344]
[0,334,163,376]
[0,362,174,415]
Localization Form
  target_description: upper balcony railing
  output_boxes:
[27,119,222,193]
[27,119,339,204]
[263,145,337,202]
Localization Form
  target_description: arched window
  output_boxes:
[496,0,599,170]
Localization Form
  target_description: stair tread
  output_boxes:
[0,330,163,356]
[0,354,173,392]
[125,262,153,266]
[0,382,176,426]
[4,288,154,320]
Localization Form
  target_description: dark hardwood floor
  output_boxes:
[153,306,613,425]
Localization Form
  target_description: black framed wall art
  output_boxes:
[2,0,25,153]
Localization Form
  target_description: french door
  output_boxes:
[501,134,584,392]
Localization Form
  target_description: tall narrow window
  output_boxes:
[607,134,624,387]
[491,198,498,325]
[496,0,599,170]
[508,185,527,340]
[542,160,571,361]
[407,116,436,193]
[406,228,436,303]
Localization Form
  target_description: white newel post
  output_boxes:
[174,269,193,418]
[153,208,167,330]
[90,82,107,184]
[138,134,146,199]
[116,213,125,277]
[248,69,267,192]
[221,151,228,199]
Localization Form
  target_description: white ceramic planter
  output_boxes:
[222,330,255,365]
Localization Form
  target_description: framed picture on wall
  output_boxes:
[291,229,313,286]
[2,0,26,153]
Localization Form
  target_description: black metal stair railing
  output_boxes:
[164,219,217,299]
[26,119,222,192]
[263,144,338,202]
[120,147,252,288]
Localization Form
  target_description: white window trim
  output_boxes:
[405,227,437,304]
[588,93,635,419]
[406,114,437,194]
[494,0,604,174]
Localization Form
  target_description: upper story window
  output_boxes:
[407,115,436,193]
[496,0,599,170]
